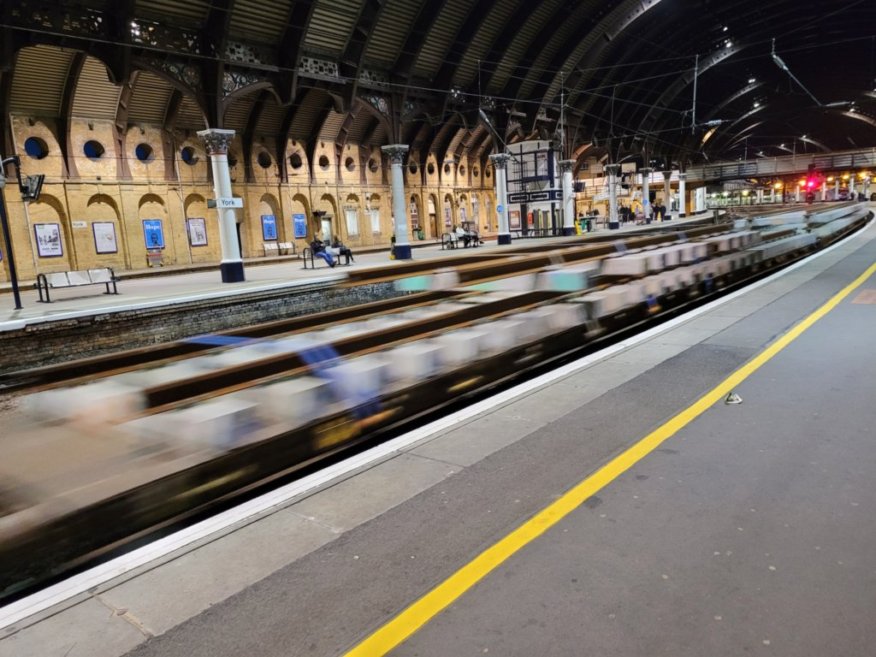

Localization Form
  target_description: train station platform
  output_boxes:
[0,214,712,332]
[4,213,875,657]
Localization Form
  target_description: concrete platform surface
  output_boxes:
[2,216,873,657]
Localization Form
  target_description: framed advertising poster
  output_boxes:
[261,214,278,241]
[509,210,521,230]
[92,221,118,254]
[34,223,63,258]
[443,203,452,228]
[292,213,307,239]
[187,217,208,246]
[142,219,165,249]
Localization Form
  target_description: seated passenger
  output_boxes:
[331,237,354,263]
[454,224,471,247]
[310,238,336,267]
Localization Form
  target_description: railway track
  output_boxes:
[0,205,868,602]
[0,220,724,395]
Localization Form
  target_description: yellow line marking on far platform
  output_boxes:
[343,261,876,657]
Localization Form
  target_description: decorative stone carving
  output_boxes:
[559,159,575,172]
[381,144,409,165]
[198,129,236,156]
[489,153,511,170]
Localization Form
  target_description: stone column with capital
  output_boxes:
[559,159,576,236]
[198,128,244,283]
[678,172,687,217]
[381,144,412,259]
[640,167,653,220]
[490,153,512,245]
[821,180,827,202]
[662,170,672,220]
[849,174,856,197]
[605,163,621,229]
[834,177,840,200]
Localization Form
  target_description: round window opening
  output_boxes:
[408,162,418,175]
[257,151,272,169]
[443,163,451,174]
[135,143,154,162]
[83,140,105,160]
[427,163,436,175]
[228,153,239,168]
[485,168,492,178]
[24,137,48,160]
[319,155,330,170]
[344,157,355,172]
[368,158,379,172]
[289,152,303,169]
[180,146,198,165]
[473,167,479,177]
[459,165,466,176]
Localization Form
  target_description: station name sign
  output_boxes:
[207,197,244,209]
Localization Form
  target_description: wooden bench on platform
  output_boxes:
[35,267,120,303]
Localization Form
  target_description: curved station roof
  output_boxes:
[1,0,875,173]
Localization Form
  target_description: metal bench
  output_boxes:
[301,247,351,269]
[35,267,119,303]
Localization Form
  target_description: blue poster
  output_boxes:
[142,219,165,249]
[292,213,307,239]
[261,214,277,241]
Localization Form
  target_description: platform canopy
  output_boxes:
[1,0,875,172]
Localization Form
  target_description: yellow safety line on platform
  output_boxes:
[342,261,876,657]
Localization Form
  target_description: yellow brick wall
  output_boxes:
[0,117,495,283]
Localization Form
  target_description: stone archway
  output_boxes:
[87,193,127,269]
[26,193,73,275]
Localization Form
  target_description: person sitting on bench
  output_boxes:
[310,238,336,267]
[331,237,355,263]
[454,224,472,247]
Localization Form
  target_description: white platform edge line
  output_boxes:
[0,219,871,630]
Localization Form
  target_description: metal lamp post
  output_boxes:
[0,155,41,310]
